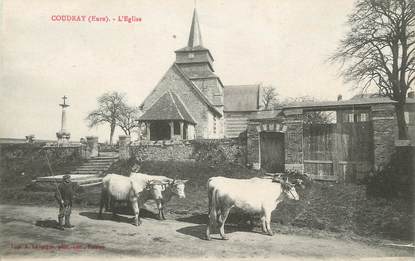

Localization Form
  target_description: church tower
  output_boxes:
[139,8,225,140]
[174,9,224,110]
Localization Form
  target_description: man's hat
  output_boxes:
[63,174,71,181]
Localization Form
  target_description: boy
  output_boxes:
[55,174,75,230]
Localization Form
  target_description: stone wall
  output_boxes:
[283,109,304,172]
[371,104,397,170]
[246,122,260,169]
[0,143,86,183]
[128,138,246,165]
[246,113,302,172]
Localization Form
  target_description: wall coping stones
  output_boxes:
[372,116,395,120]
[283,108,303,115]
[395,140,412,146]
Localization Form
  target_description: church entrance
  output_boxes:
[150,121,170,141]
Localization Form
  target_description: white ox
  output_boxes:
[129,173,188,220]
[98,174,165,226]
[206,176,299,240]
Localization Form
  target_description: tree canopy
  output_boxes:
[85,92,126,144]
[331,0,415,139]
[261,86,279,110]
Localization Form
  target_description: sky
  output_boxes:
[0,0,356,142]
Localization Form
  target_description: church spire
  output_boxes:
[187,8,203,48]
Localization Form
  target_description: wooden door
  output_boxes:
[260,132,285,172]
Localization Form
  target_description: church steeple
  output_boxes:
[175,7,215,72]
[187,8,203,48]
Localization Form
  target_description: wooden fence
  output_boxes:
[303,122,373,181]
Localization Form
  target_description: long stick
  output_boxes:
[44,151,63,202]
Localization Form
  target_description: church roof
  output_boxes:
[224,84,261,112]
[175,45,209,52]
[183,69,218,79]
[173,64,222,116]
[138,91,196,124]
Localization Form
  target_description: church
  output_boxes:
[138,9,261,141]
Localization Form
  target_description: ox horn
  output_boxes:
[161,179,170,184]
[149,180,162,185]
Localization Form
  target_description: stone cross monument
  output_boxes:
[56,95,71,144]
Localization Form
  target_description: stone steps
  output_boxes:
[75,166,110,170]
[33,154,118,190]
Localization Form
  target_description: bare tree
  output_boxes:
[331,0,415,139]
[262,86,278,110]
[117,105,142,136]
[85,92,126,144]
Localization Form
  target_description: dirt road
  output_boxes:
[0,204,412,259]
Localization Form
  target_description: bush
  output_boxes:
[363,146,414,201]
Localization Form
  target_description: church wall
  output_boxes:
[141,66,211,139]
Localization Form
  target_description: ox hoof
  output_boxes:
[267,232,274,236]
[221,236,229,240]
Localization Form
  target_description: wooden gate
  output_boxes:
[260,132,285,172]
[303,122,373,181]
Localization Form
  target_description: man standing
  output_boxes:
[55,174,75,230]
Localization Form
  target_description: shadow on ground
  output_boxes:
[79,208,159,225]
[176,213,262,240]
[35,219,62,230]
[176,213,207,224]
[176,213,256,228]
[176,223,263,240]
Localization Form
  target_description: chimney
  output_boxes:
[408,91,414,98]
[337,94,343,101]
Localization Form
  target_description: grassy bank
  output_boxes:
[1,160,413,242]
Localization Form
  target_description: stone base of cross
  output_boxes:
[56,131,71,144]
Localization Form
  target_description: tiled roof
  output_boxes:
[283,97,415,109]
[224,85,260,112]
[184,70,218,79]
[175,46,210,52]
[138,91,196,124]
[248,110,284,120]
[173,64,222,116]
